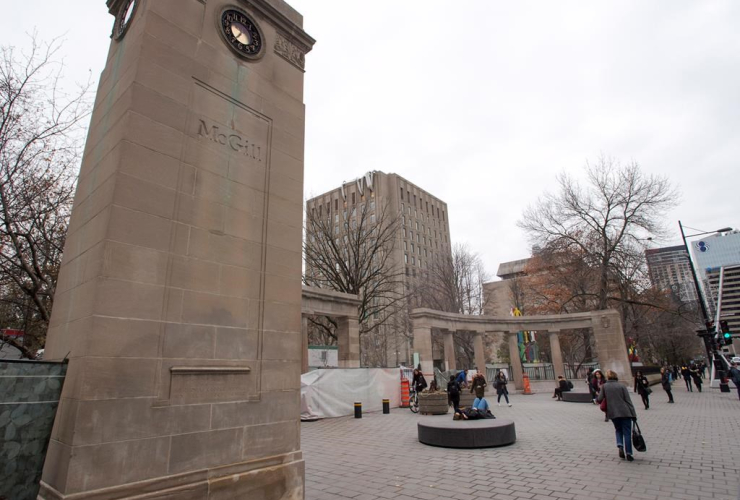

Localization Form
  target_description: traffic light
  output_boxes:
[719,320,732,345]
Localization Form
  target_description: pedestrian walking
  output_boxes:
[586,368,596,400]
[591,369,605,403]
[634,370,650,410]
[681,366,693,391]
[470,370,487,399]
[661,366,674,403]
[447,376,461,413]
[689,364,702,393]
[729,362,740,401]
[493,371,511,406]
[455,369,468,388]
[596,370,638,462]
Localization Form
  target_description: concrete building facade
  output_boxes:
[645,245,699,304]
[305,171,452,366]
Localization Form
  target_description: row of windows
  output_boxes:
[400,203,446,232]
[399,186,445,222]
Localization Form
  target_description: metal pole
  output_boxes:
[679,220,714,364]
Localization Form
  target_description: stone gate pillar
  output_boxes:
[336,317,360,368]
[473,332,486,375]
[413,325,434,378]
[548,331,565,379]
[508,332,525,390]
[302,315,309,374]
[443,329,456,371]
[39,1,314,498]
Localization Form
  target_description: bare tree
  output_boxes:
[518,157,678,311]
[303,199,406,366]
[0,37,91,358]
[420,243,491,368]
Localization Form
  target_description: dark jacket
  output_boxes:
[634,376,649,395]
[412,372,427,392]
[494,375,508,395]
[558,379,571,392]
[729,367,740,385]
[661,371,672,390]
[470,374,487,398]
[597,380,637,421]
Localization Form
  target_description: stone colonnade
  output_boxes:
[410,309,630,390]
[301,286,362,372]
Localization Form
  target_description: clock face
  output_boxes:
[114,0,138,40]
[220,8,263,59]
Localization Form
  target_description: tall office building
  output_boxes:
[689,230,740,313]
[645,245,698,304]
[305,171,452,366]
[705,265,740,351]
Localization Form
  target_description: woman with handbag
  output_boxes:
[597,370,638,462]
[634,370,651,410]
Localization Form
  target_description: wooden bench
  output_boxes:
[417,417,516,448]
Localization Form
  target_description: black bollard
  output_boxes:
[354,402,362,418]
[382,399,390,414]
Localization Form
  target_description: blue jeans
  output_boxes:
[473,398,489,412]
[612,417,633,455]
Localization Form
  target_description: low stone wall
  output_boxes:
[418,393,449,415]
[0,360,67,500]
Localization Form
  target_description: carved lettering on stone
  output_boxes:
[274,32,306,70]
[196,118,264,162]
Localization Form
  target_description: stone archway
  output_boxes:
[410,308,630,389]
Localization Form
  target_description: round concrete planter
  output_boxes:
[418,392,449,415]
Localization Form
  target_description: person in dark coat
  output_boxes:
[597,370,638,461]
[586,368,596,399]
[689,364,702,392]
[447,376,461,414]
[729,362,740,401]
[681,366,693,391]
[661,366,674,403]
[494,371,511,406]
[634,370,650,410]
[591,369,605,403]
[412,368,427,394]
[470,371,487,399]
[553,375,571,400]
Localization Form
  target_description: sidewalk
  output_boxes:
[302,387,740,500]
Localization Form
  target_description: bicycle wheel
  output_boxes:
[409,393,419,413]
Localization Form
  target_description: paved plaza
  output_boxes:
[302,387,740,500]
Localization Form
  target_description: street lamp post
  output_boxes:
[678,221,733,364]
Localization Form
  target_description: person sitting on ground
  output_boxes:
[454,397,495,420]
[553,375,572,400]
[470,371,487,399]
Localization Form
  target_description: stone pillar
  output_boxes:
[337,317,360,368]
[39,1,314,498]
[508,332,525,390]
[591,310,632,381]
[549,331,565,379]
[473,332,486,375]
[302,315,309,374]
[413,325,434,378]
[443,330,456,371]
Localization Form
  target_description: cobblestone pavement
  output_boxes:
[302,387,740,500]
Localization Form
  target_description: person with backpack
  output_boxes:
[729,362,740,401]
[494,371,511,407]
[553,375,573,400]
[455,369,468,388]
[447,375,462,414]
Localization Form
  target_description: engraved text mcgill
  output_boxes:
[197,119,263,162]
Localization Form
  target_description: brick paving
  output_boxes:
[302,386,740,500]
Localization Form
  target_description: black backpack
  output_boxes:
[567,380,574,390]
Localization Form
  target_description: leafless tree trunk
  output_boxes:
[0,36,91,358]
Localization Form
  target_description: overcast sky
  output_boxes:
[2,1,738,279]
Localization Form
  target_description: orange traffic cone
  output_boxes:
[522,373,533,395]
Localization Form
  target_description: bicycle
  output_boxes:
[409,388,419,413]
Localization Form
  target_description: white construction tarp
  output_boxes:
[301,368,401,419]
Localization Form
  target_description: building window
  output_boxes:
[411,256,415,265]
[416,221,419,230]
[411,243,415,253]
[371,214,376,224]
[400,187,404,200]
[404,254,408,264]
[351,192,356,204]
[401,203,404,213]
[402,216,405,226]
[412,268,416,277]
[335,199,338,210]
[413,194,416,206]
[410,230,413,240]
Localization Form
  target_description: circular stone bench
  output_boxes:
[417,416,516,448]
[561,392,593,403]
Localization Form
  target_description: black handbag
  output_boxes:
[632,421,646,452]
